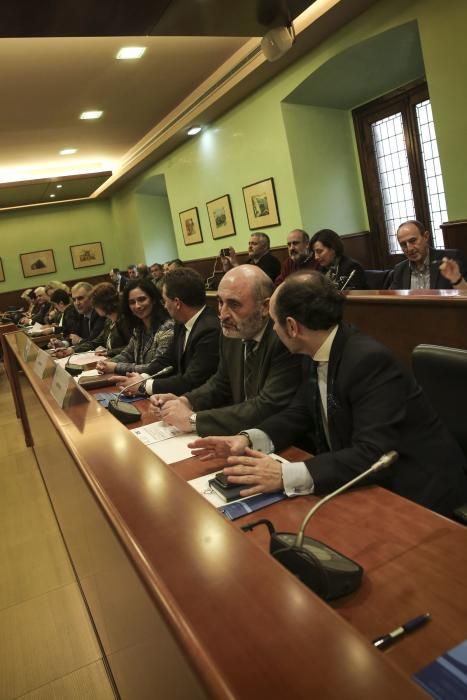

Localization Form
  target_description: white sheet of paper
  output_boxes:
[131,420,182,445]
[146,433,195,463]
[55,352,101,368]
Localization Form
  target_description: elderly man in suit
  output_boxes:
[390,220,466,289]
[117,267,220,397]
[155,265,301,436]
[189,271,467,517]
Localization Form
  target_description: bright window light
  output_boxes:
[59,148,77,155]
[80,110,103,120]
[116,47,146,60]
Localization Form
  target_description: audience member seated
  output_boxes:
[96,278,174,376]
[310,229,367,290]
[19,286,52,326]
[189,271,467,517]
[153,265,301,436]
[137,263,151,279]
[117,268,220,396]
[150,262,164,291]
[42,289,78,336]
[275,229,317,286]
[390,219,467,289]
[127,264,139,280]
[51,282,106,348]
[167,258,184,271]
[109,268,128,293]
[54,283,132,357]
[221,232,281,283]
[19,288,36,316]
[439,257,467,290]
[44,281,71,324]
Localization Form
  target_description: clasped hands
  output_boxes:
[189,435,283,497]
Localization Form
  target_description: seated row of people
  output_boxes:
[118,264,467,519]
[220,220,466,291]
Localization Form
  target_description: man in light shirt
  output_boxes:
[189,271,467,516]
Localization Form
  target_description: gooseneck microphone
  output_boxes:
[64,350,96,376]
[108,365,173,424]
[339,268,356,291]
[242,451,398,601]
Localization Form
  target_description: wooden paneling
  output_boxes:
[3,331,426,700]
[341,230,375,268]
[440,219,467,256]
[344,289,467,366]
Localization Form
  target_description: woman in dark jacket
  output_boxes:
[310,229,367,290]
[97,278,174,375]
[73,282,132,356]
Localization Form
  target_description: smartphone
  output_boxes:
[220,248,230,257]
[214,471,231,488]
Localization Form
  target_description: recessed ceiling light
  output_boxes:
[56,184,62,189]
[80,110,103,120]
[116,47,146,60]
[49,194,56,198]
[187,126,202,136]
[59,148,77,155]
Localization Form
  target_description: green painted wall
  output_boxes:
[136,194,178,264]
[0,200,115,292]
[1,0,466,287]
[282,103,368,233]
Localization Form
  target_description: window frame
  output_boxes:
[353,80,436,268]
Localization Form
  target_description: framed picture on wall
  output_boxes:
[179,207,203,246]
[0,257,4,283]
[242,177,281,230]
[20,249,56,278]
[70,241,105,269]
[206,194,236,240]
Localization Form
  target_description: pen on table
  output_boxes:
[372,613,431,650]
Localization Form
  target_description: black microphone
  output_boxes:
[64,350,95,376]
[108,365,174,424]
[242,451,398,601]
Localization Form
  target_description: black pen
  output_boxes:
[373,613,431,650]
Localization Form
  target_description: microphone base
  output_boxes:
[108,399,142,424]
[64,364,83,377]
[270,532,363,601]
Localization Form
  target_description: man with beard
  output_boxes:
[154,265,301,436]
[275,229,317,285]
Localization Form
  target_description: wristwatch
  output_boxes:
[189,413,197,431]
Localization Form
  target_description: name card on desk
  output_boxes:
[50,364,76,408]
[33,348,55,378]
[22,337,38,363]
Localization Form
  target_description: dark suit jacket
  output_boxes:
[70,309,106,341]
[249,252,281,282]
[390,247,466,289]
[74,314,132,356]
[53,305,79,335]
[31,302,52,325]
[185,318,301,436]
[146,306,220,395]
[318,255,367,290]
[257,323,467,516]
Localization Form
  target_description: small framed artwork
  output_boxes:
[206,194,236,240]
[179,207,203,246]
[0,257,4,283]
[70,241,105,269]
[242,177,281,230]
[20,249,56,278]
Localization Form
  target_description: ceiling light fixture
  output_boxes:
[116,46,146,60]
[59,148,77,155]
[187,126,202,136]
[80,110,103,120]
[56,184,62,188]
[49,194,56,198]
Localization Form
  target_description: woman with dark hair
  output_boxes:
[310,229,367,290]
[70,282,132,356]
[97,278,174,375]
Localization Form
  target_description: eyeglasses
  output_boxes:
[72,295,86,302]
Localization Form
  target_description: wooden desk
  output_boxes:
[344,289,467,366]
[3,331,426,699]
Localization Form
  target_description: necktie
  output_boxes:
[243,339,257,400]
[308,361,329,454]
